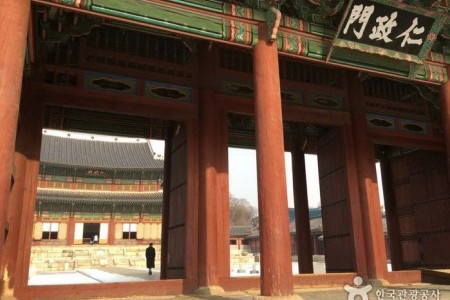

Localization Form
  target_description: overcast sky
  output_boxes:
[150,140,322,208]
[228,148,321,208]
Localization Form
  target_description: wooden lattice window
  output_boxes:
[42,222,59,240]
[122,223,137,239]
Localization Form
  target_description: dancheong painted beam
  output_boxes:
[32,0,449,84]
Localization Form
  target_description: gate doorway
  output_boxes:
[83,223,100,244]
[28,106,191,286]
[227,113,361,275]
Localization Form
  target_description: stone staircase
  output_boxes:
[230,246,259,274]
[29,245,161,273]
[30,245,262,275]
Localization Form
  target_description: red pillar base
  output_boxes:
[195,286,226,296]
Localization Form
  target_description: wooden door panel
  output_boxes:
[421,234,450,266]
[169,185,186,228]
[170,143,187,187]
[166,124,187,279]
[317,127,354,273]
[167,226,186,278]
[319,168,347,207]
[398,216,417,235]
[322,236,354,272]
[401,241,420,263]
[387,150,450,269]
[321,202,350,237]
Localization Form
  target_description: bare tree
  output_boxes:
[229,194,257,226]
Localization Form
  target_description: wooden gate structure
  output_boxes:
[382,151,450,270]
[0,0,449,299]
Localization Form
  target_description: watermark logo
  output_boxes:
[344,276,372,300]
[375,288,441,299]
[344,276,442,300]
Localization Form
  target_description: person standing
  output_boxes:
[146,242,156,275]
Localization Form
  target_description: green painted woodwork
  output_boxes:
[75,212,107,219]
[366,113,437,138]
[34,0,448,84]
[145,81,193,102]
[45,175,66,181]
[92,0,224,39]
[168,0,224,13]
[115,213,139,220]
[81,177,106,184]
[307,23,335,39]
[223,20,258,45]
[277,33,308,56]
[414,64,448,83]
[48,211,64,217]
[252,9,266,21]
[85,71,139,95]
[36,7,102,43]
[305,40,330,60]
[331,47,411,76]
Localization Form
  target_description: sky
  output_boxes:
[150,140,321,209]
[228,148,321,208]
[227,148,385,209]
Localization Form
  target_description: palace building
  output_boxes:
[0,0,449,299]
[33,129,164,246]
[28,129,164,274]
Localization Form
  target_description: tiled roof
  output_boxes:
[288,207,322,221]
[37,188,163,205]
[230,226,252,237]
[40,134,164,170]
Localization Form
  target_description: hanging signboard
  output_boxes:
[328,0,446,64]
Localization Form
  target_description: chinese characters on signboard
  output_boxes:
[336,0,435,56]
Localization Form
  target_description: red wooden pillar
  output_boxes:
[254,23,295,297]
[197,90,224,293]
[1,150,27,296]
[108,218,115,245]
[216,101,230,280]
[347,72,387,280]
[440,69,450,181]
[67,217,75,246]
[341,124,368,277]
[291,150,313,274]
[1,79,37,295]
[185,118,200,289]
[196,43,228,292]
[0,0,31,271]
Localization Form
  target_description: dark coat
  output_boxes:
[145,245,156,269]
